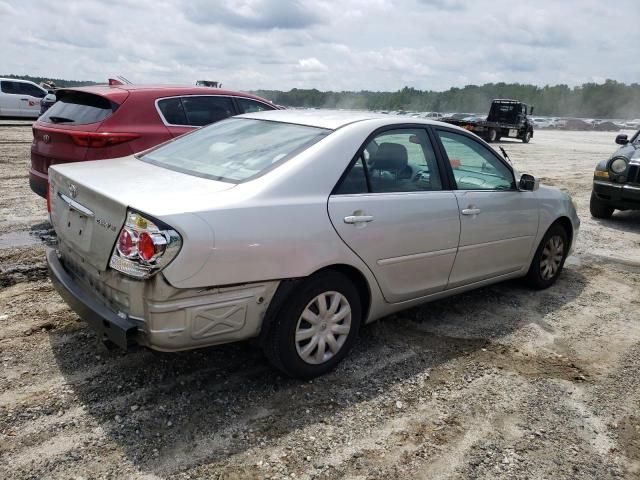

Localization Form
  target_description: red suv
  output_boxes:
[30,85,279,198]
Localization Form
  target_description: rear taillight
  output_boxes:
[69,131,140,148]
[110,211,181,279]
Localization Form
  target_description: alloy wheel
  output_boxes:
[295,291,352,365]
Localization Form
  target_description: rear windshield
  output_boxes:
[140,118,331,183]
[40,91,115,125]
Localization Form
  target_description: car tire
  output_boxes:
[263,271,361,379]
[525,223,569,290]
[486,128,497,143]
[522,130,531,143]
[589,192,614,219]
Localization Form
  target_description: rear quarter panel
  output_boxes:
[96,90,172,156]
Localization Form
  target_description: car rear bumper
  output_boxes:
[46,247,137,349]
[47,245,280,352]
[29,168,48,198]
[593,180,640,209]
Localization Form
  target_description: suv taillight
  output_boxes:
[109,210,181,279]
[69,131,140,148]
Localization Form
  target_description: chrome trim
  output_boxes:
[153,95,275,128]
[377,247,457,266]
[58,192,94,218]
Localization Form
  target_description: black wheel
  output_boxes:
[525,224,569,290]
[589,192,614,219]
[263,271,361,379]
[486,128,497,143]
[522,130,531,143]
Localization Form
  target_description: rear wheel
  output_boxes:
[525,224,569,289]
[263,271,361,379]
[589,192,614,219]
[522,130,531,143]
[486,128,497,143]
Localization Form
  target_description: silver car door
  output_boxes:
[434,128,539,287]
[328,127,460,303]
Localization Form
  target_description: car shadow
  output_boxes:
[593,210,640,234]
[48,267,588,476]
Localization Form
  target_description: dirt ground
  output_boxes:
[0,126,639,480]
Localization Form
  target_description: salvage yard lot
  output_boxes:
[1,126,639,479]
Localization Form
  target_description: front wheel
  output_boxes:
[486,128,497,143]
[589,192,614,219]
[263,271,361,379]
[522,130,531,143]
[525,224,569,289]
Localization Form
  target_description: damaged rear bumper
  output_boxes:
[46,246,280,352]
[46,247,137,349]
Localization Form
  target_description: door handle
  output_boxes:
[344,215,374,224]
[21,98,29,101]
[461,208,481,216]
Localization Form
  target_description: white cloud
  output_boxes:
[297,57,329,72]
[0,0,638,91]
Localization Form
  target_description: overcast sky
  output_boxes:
[1,0,638,91]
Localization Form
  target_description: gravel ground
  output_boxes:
[0,126,639,479]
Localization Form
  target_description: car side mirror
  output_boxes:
[615,134,629,145]
[519,173,539,191]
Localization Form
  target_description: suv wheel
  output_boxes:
[525,223,569,289]
[589,192,614,219]
[263,271,361,379]
[486,128,497,142]
[522,130,531,143]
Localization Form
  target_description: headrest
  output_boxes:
[371,142,408,171]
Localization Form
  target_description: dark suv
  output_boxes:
[590,130,640,218]
[30,85,279,198]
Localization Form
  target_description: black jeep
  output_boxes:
[590,130,640,218]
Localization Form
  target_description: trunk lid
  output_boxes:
[49,157,235,272]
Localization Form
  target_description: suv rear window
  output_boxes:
[140,117,330,183]
[40,91,116,125]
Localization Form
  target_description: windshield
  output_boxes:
[140,118,331,183]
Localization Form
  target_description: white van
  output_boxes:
[0,78,48,118]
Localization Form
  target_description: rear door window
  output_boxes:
[157,97,188,125]
[181,96,236,126]
[236,97,274,113]
[40,91,115,125]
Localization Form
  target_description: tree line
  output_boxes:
[4,74,639,119]
[254,80,640,119]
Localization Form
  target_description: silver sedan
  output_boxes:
[46,109,580,378]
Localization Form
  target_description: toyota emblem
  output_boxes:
[42,134,51,144]
[68,184,78,199]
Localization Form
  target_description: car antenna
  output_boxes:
[499,146,512,164]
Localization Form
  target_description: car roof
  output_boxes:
[0,77,38,84]
[55,84,273,103]
[238,109,443,130]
